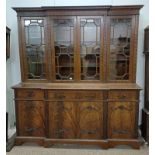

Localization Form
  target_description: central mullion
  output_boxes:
[75,16,81,81]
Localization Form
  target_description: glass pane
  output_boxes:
[108,18,131,80]
[80,18,101,80]
[53,19,74,80]
[24,19,46,79]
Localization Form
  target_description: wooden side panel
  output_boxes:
[17,101,45,137]
[78,102,103,139]
[108,102,136,139]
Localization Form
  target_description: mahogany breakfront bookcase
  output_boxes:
[12,5,143,149]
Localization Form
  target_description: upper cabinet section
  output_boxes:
[14,5,143,83]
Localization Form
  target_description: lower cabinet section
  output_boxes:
[14,87,141,149]
[48,101,103,139]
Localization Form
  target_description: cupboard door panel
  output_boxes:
[78,102,103,139]
[108,102,136,139]
[48,101,104,139]
[52,18,76,81]
[48,101,76,139]
[23,18,48,80]
[17,101,45,137]
[79,17,102,80]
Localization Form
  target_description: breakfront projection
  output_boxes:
[13,5,142,149]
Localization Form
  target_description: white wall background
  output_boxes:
[6,0,149,136]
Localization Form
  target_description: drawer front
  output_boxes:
[108,90,138,100]
[47,90,103,100]
[75,91,103,100]
[16,89,44,100]
[16,101,45,137]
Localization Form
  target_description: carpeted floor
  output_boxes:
[6,143,149,155]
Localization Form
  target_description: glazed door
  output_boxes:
[21,17,49,81]
[17,101,45,137]
[78,16,104,81]
[51,17,76,81]
[107,16,135,82]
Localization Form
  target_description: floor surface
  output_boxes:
[6,143,149,155]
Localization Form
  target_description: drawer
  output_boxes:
[47,91,75,100]
[15,89,44,100]
[75,91,103,100]
[47,90,103,100]
[108,90,138,100]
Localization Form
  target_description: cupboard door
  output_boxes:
[48,101,76,139]
[48,101,103,139]
[79,17,103,80]
[107,17,133,81]
[52,18,76,81]
[108,102,136,139]
[78,102,103,139]
[23,17,48,81]
[17,101,45,137]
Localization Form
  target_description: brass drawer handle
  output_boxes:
[26,90,35,98]
[87,131,96,134]
[117,95,127,99]
[55,128,70,134]
[80,130,96,134]
[55,129,65,134]
[75,95,96,100]
[84,95,95,99]
[25,127,38,133]
[24,101,35,109]
[113,129,128,134]
[86,106,96,111]
[54,94,65,99]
